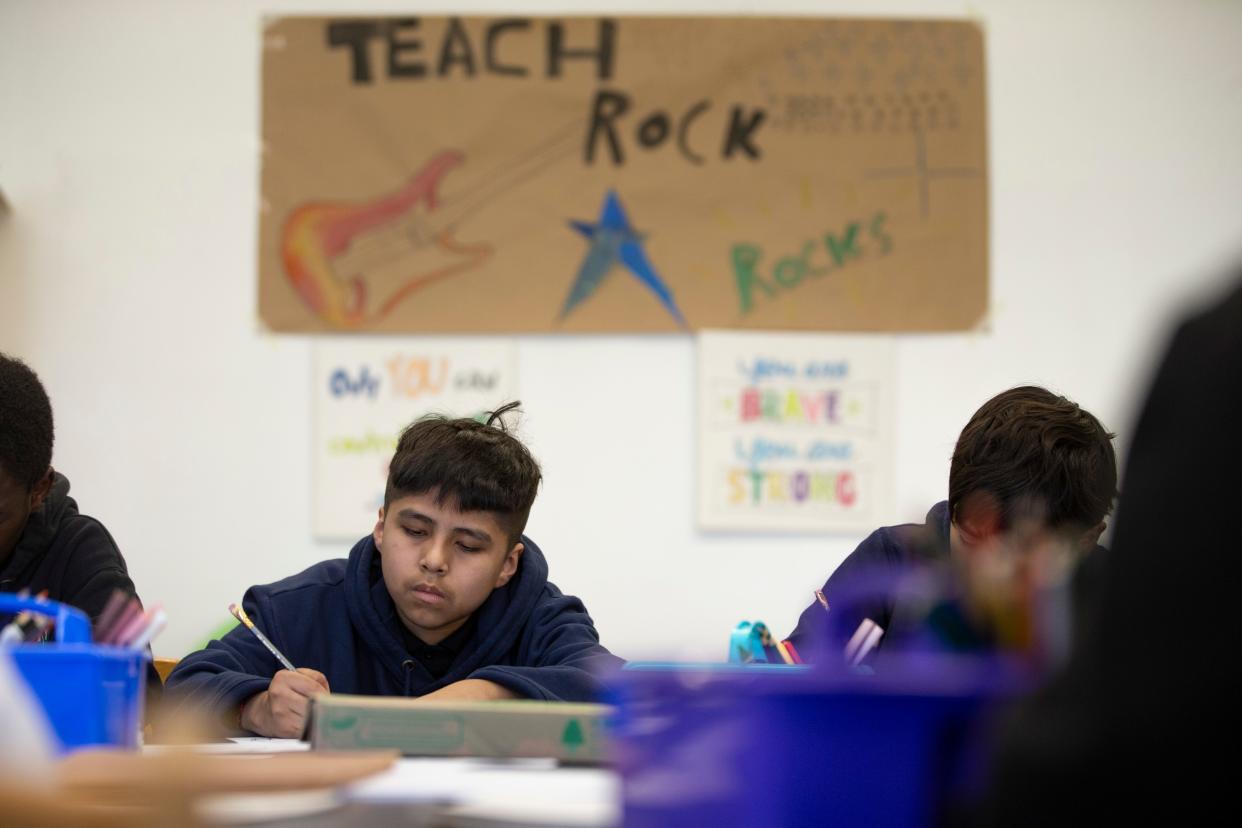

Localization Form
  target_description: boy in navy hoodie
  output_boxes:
[785,386,1118,662]
[166,402,621,737]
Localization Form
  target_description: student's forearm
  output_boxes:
[420,679,517,702]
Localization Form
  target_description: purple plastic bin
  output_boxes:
[607,656,1030,827]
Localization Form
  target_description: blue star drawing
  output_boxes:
[560,191,687,327]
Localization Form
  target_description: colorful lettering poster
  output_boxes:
[697,331,894,532]
[260,16,987,333]
[313,339,518,540]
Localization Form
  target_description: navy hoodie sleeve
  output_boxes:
[163,586,286,721]
[468,587,624,702]
[785,527,904,660]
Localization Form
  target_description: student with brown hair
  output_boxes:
[785,385,1118,661]
[166,402,622,738]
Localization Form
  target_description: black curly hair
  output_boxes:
[0,353,54,490]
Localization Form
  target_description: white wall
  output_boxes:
[2,0,1241,660]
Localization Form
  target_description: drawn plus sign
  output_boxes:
[866,128,980,219]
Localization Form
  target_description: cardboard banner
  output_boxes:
[697,331,894,532]
[312,339,518,540]
[260,16,986,333]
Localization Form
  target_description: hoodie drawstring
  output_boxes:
[401,659,416,696]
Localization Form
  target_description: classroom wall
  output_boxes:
[2,0,1241,660]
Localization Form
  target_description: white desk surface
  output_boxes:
[348,756,618,826]
[146,739,620,827]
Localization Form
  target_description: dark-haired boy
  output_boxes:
[0,353,146,622]
[166,403,622,738]
[785,385,1118,660]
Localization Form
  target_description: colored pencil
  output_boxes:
[128,608,167,650]
[781,639,804,664]
[93,589,131,640]
[101,599,143,645]
[844,618,885,667]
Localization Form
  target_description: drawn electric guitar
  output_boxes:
[281,126,578,329]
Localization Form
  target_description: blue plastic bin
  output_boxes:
[1,594,147,752]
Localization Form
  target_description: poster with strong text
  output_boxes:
[697,331,894,532]
[313,339,518,540]
[260,16,987,333]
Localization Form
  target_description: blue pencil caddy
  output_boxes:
[1,594,147,752]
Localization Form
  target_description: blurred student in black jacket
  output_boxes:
[983,272,1242,823]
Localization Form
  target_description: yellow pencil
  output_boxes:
[229,602,296,672]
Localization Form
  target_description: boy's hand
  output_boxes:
[239,668,330,737]
[419,679,517,702]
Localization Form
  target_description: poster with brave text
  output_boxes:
[697,331,894,532]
